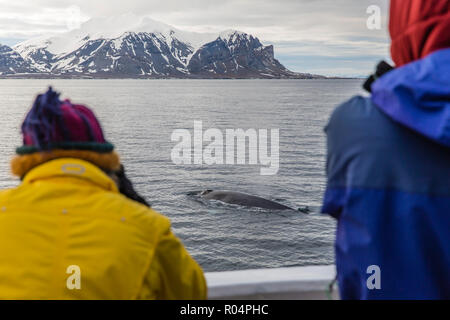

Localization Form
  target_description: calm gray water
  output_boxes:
[0,79,363,272]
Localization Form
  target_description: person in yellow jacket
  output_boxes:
[0,87,207,300]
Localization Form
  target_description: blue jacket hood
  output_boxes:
[372,48,450,147]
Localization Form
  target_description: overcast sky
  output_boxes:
[0,0,390,77]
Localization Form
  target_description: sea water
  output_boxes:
[0,79,363,272]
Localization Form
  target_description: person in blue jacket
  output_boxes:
[322,0,450,299]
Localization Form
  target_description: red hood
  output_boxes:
[390,0,450,66]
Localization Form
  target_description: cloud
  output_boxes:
[0,0,390,76]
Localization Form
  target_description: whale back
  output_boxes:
[202,191,293,210]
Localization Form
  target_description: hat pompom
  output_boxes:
[22,87,64,149]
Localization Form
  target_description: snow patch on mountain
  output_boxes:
[15,14,215,56]
[0,44,36,74]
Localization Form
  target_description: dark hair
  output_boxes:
[112,165,151,207]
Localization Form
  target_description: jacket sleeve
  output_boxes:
[321,101,349,218]
[322,96,366,218]
[139,224,207,300]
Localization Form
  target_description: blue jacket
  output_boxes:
[322,48,450,299]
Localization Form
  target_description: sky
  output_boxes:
[0,0,391,77]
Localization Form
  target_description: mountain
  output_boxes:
[187,31,300,78]
[7,15,322,79]
[0,44,36,75]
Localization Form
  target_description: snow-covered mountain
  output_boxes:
[0,44,36,75]
[187,30,297,78]
[6,15,321,79]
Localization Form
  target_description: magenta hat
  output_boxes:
[17,87,114,155]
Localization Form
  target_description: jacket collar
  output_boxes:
[23,158,119,192]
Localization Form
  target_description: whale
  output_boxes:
[187,190,310,213]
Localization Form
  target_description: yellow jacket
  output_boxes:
[0,158,207,300]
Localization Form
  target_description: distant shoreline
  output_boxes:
[0,75,360,80]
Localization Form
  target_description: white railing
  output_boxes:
[206,265,338,300]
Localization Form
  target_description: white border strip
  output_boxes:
[206,265,338,300]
